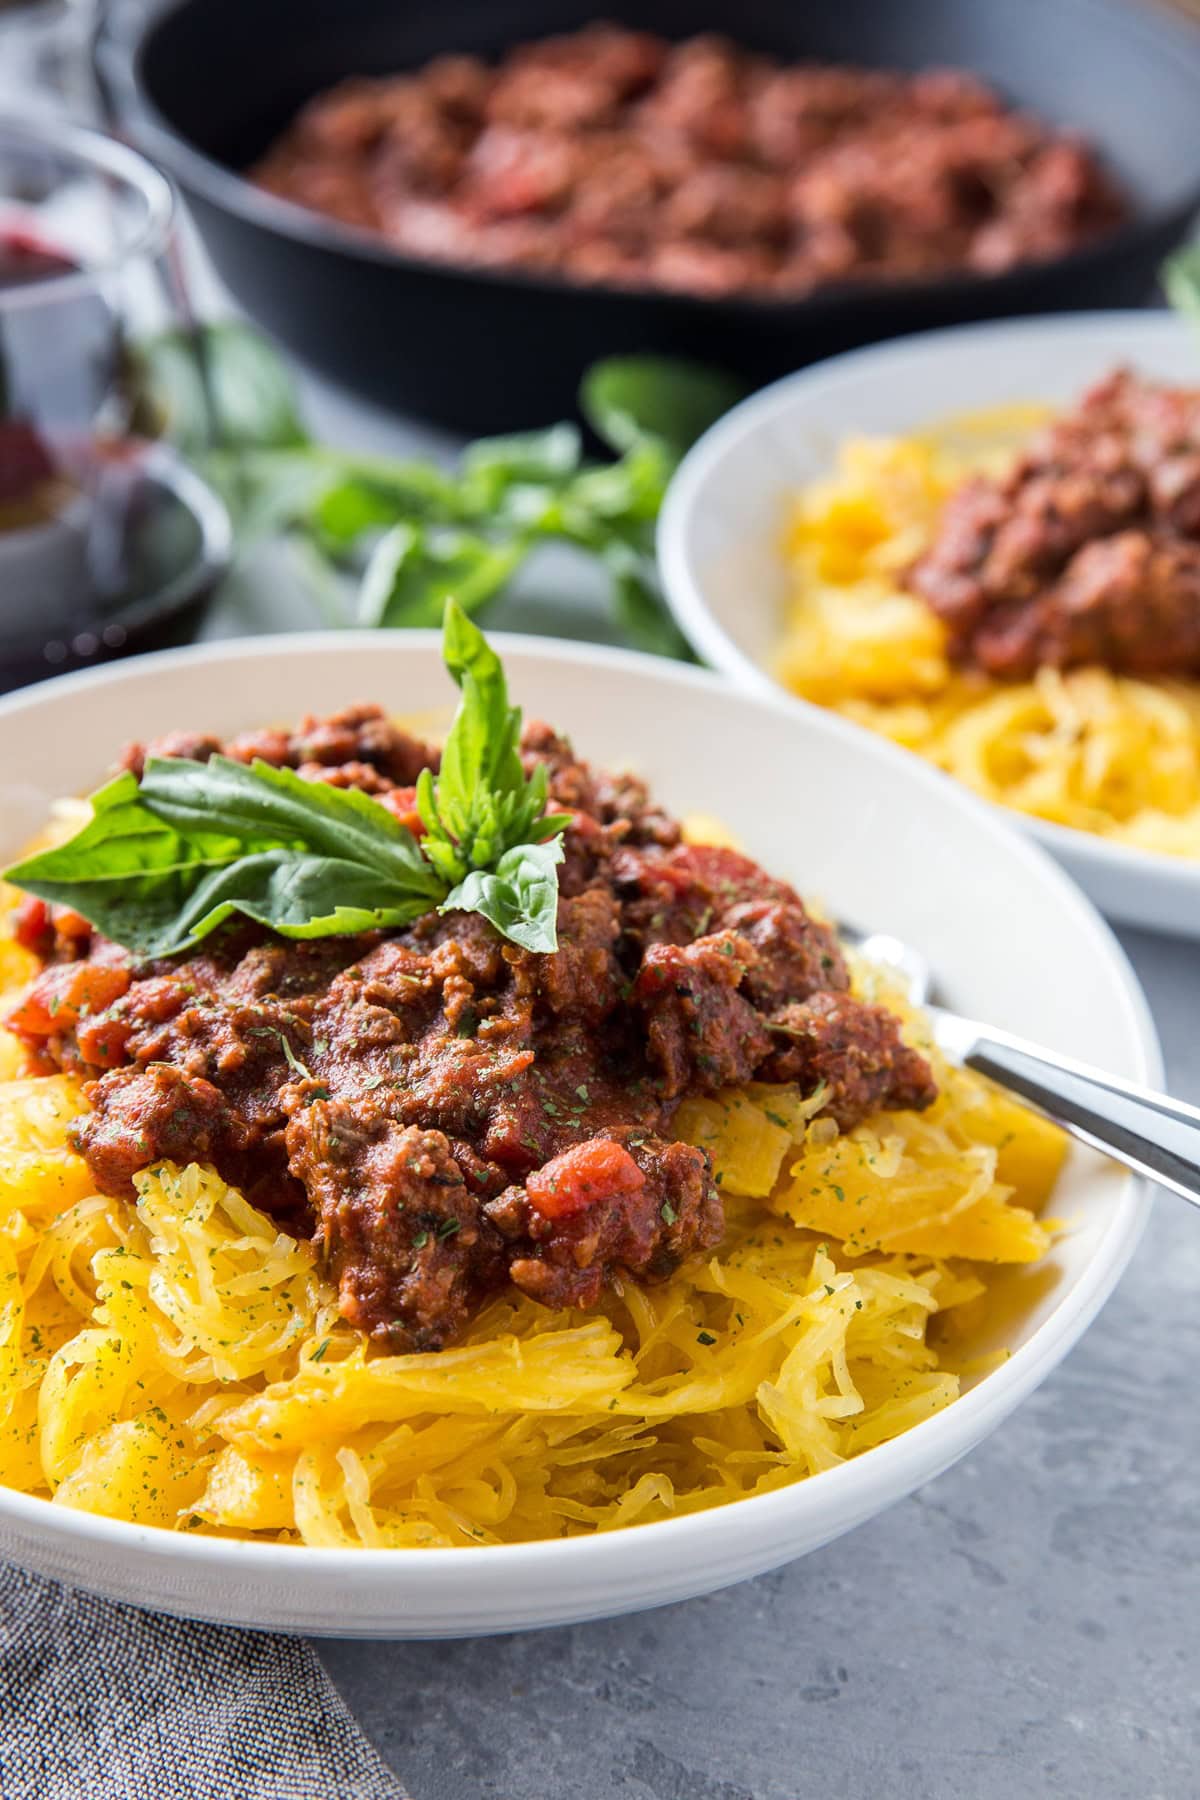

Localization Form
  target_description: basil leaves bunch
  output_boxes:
[6,604,569,957]
[125,325,743,659]
[417,603,572,950]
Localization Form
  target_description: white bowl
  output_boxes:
[658,310,1200,939]
[0,632,1158,1637]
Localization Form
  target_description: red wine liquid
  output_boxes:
[0,225,77,287]
[0,223,85,527]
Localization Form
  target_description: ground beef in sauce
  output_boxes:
[8,705,936,1350]
[907,370,1200,680]
[250,26,1124,301]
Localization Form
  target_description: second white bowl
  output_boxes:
[658,311,1200,938]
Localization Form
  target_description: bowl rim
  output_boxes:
[111,0,1200,318]
[0,628,1162,1583]
[657,305,1200,892]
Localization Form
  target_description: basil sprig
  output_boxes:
[418,600,571,889]
[5,605,569,957]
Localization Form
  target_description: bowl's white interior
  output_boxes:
[0,635,1158,1633]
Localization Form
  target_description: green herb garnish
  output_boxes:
[5,604,567,957]
[250,1026,314,1081]
[416,600,571,890]
[126,326,743,658]
[1164,246,1200,328]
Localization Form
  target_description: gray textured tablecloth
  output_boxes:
[0,1564,407,1800]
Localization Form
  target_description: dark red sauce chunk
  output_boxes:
[8,706,936,1350]
[908,371,1200,680]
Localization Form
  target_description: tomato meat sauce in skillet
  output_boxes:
[253,25,1124,301]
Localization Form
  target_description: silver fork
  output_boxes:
[842,925,1200,1211]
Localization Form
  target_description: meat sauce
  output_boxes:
[8,707,936,1350]
[252,25,1124,301]
[907,371,1200,680]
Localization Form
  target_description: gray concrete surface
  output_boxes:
[320,926,1200,1800]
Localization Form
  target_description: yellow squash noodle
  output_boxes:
[0,962,1065,1545]
[776,417,1200,857]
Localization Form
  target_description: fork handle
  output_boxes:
[936,1014,1199,1209]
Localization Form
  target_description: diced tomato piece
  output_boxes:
[115,974,189,1028]
[12,897,93,956]
[6,962,131,1038]
[12,894,51,954]
[53,907,92,944]
[379,785,424,838]
[526,1138,645,1220]
[75,1012,132,1066]
[669,845,793,900]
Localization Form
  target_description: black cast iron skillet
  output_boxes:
[108,0,1200,432]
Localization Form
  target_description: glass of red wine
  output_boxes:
[0,112,231,688]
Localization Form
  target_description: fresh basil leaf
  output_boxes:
[580,355,744,463]
[127,321,308,455]
[22,850,434,959]
[602,544,696,661]
[140,756,438,883]
[316,479,409,547]
[561,442,672,544]
[357,521,422,627]
[441,838,564,954]
[124,331,212,455]
[202,322,310,452]
[462,423,581,491]
[144,850,437,954]
[202,448,333,545]
[420,600,568,879]
[1164,246,1200,326]
[357,524,526,630]
[316,461,462,548]
[3,772,256,949]
[483,482,568,535]
[6,755,443,956]
[438,599,526,829]
[415,763,469,886]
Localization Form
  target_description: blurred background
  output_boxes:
[1,0,1199,687]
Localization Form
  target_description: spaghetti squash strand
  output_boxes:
[0,1047,1062,1541]
[778,423,1200,856]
